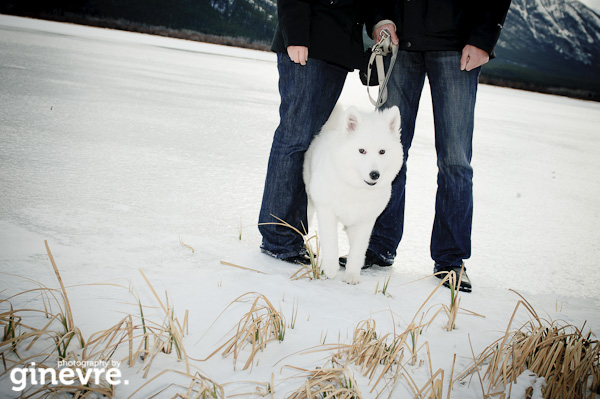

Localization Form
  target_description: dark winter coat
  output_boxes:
[271,0,365,71]
[367,0,511,56]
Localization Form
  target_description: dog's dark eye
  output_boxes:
[379,150,386,155]
[359,149,366,154]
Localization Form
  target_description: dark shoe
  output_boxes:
[434,265,472,293]
[338,249,393,270]
[282,254,312,266]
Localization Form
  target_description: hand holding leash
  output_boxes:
[373,23,399,49]
[374,29,393,56]
[366,29,399,108]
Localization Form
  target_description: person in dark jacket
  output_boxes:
[258,0,364,264]
[360,0,512,291]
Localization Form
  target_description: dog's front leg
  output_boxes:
[343,222,375,284]
[316,208,339,280]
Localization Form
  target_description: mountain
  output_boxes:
[1,0,599,99]
[482,0,600,99]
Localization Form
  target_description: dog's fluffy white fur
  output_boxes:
[303,105,404,284]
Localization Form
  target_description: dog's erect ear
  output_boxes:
[343,106,361,133]
[385,106,401,137]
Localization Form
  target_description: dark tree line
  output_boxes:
[0,0,276,44]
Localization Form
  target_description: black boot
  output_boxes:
[434,265,472,293]
[282,254,312,266]
[338,249,393,270]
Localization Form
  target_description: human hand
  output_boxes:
[287,46,308,65]
[460,45,489,71]
[373,22,399,46]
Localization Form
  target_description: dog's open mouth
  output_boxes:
[364,180,377,186]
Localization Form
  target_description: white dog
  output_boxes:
[303,105,404,284]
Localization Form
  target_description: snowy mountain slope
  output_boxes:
[503,0,600,65]
[486,0,600,95]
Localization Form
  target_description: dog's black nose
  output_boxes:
[370,171,380,180]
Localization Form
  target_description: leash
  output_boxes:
[366,29,399,109]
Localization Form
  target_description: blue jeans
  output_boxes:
[370,51,479,269]
[259,53,347,258]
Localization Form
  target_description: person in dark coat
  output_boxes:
[258,0,364,264]
[360,0,512,292]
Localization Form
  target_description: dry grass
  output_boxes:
[374,274,393,297]
[283,271,486,399]
[260,215,323,281]
[200,292,285,371]
[137,270,190,376]
[3,242,599,399]
[220,261,268,275]
[179,236,195,254]
[1,242,276,397]
[327,270,487,399]
[409,266,484,333]
[457,290,600,398]
[283,317,448,399]
[340,319,405,386]
[336,319,440,397]
[0,242,194,398]
[0,241,117,397]
[285,358,362,399]
[434,266,464,332]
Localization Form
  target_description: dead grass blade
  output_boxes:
[220,260,268,275]
[139,269,190,375]
[45,241,86,353]
[45,241,75,335]
[179,235,195,253]
[199,292,285,371]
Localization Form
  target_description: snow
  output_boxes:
[1,14,600,398]
[504,371,546,399]
[580,0,600,13]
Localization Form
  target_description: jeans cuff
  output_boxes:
[261,246,307,260]
[434,263,466,273]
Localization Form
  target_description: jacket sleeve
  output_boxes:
[278,0,312,48]
[467,0,512,55]
[364,0,396,38]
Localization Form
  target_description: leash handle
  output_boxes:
[366,30,399,108]
[375,44,398,108]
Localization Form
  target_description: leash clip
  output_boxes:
[373,29,393,57]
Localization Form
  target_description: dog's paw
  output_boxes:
[323,264,338,280]
[343,271,360,285]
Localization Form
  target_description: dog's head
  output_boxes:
[336,106,404,188]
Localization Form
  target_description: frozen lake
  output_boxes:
[1,15,599,299]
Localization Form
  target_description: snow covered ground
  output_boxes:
[1,15,599,398]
